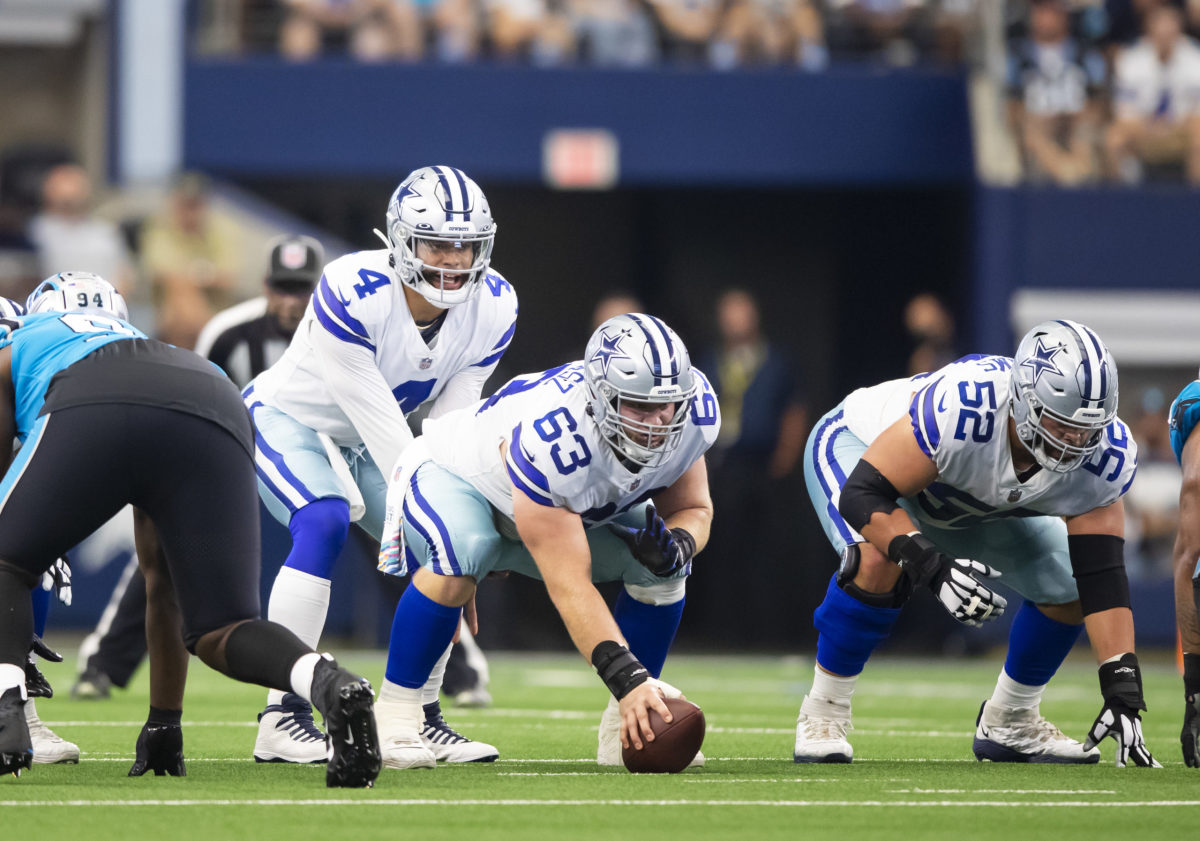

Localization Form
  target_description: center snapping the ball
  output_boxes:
[622,697,706,773]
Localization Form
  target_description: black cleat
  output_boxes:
[24,661,52,700]
[128,722,186,777]
[0,687,33,777]
[311,657,381,788]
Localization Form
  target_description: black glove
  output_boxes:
[1083,653,1160,768]
[25,635,63,699]
[887,533,1006,626]
[608,506,695,577]
[128,708,186,777]
[1182,653,1200,768]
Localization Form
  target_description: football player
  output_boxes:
[375,313,718,768]
[245,166,515,766]
[1169,372,1200,766]
[0,273,380,786]
[0,294,80,764]
[796,320,1159,767]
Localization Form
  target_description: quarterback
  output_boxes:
[797,320,1159,767]
[244,166,516,767]
[375,313,718,764]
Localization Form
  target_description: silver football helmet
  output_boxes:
[26,272,129,321]
[0,297,24,320]
[1010,319,1118,473]
[584,313,697,469]
[373,165,496,308]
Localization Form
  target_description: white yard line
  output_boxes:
[0,798,1195,808]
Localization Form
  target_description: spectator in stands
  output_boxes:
[709,0,828,69]
[140,173,241,349]
[825,0,929,66]
[903,291,957,375]
[1007,0,1106,186]
[644,0,723,64]
[1104,5,1200,183]
[72,234,323,701]
[280,0,423,61]
[415,0,485,61]
[27,164,135,296]
[590,289,643,327]
[485,0,575,63]
[928,0,982,65]
[573,0,661,66]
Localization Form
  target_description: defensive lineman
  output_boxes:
[0,273,380,786]
[376,313,718,765]
[797,320,1159,767]
[1169,373,1200,766]
[246,166,515,766]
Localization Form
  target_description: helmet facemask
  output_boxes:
[1012,383,1109,473]
[591,380,694,469]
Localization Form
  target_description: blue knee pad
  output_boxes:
[384,584,462,689]
[814,574,902,677]
[614,591,684,679]
[1003,600,1083,687]
[285,498,350,579]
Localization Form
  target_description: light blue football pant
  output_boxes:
[804,403,1079,605]
[245,394,388,541]
[400,460,689,598]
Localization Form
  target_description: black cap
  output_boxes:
[267,234,323,288]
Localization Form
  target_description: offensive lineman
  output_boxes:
[797,320,1159,767]
[246,166,515,767]
[0,273,380,786]
[375,313,718,764]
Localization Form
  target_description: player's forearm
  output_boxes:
[543,575,626,661]
[663,505,712,555]
[1083,607,1137,663]
[1174,533,1200,653]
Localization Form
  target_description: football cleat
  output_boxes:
[24,661,53,700]
[596,695,705,768]
[973,700,1100,764]
[420,700,498,762]
[310,657,381,788]
[254,693,328,764]
[0,687,33,776]
[793,694,853,764]
[376,695,436,770]
[71,667,112,701]
[25,699,79,765]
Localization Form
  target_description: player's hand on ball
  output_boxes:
[1083,653,1161,768]
[128,722,187,777]
[618,679,682,751]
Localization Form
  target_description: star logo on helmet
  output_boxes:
[592,329,631,377]
[1021,337,1066,386]
[393,182,418,205]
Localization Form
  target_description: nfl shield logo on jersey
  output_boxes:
[1007,489,1022,503]
[419,357,433,370]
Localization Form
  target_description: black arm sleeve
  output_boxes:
[838,458,903,533]
[1068,533,1130,615]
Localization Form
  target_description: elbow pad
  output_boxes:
[1068,534,1130,615]
[838,459,902,533]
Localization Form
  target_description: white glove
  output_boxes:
[930,557,1006,627]
[41,557,72,606]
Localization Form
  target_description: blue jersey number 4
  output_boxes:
[353,269,391,300]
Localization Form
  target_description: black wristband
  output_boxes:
[671,528,696,566]
[1098,653,1146,711]
[887,532,943,590]
[1185,653,1200,698]
[148,706,182,727]
[591,641,649,700]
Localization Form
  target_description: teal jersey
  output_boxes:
[1170,378,1200,466]
[4,311,146,441]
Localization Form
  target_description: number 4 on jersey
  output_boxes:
[353,269,390,300]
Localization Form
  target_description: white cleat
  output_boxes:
[596,695,704,768]
[377,697,436,770]
[420,701,498,762]
[793,694,853,764]
[25,699,80,765]
[253,694,328,764]
[972,700,1099,764]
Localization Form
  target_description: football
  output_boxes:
[622,697,706,773]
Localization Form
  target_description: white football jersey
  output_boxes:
[249,248,518,448]
[842,354,1137,527]
[413,361,720,526]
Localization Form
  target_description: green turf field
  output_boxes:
[4,649,1196,840]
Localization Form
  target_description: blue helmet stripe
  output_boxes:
[627,313,678,386]
[434,166,456,221]
[1055,319,1106,405]
[448,167,473,222]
